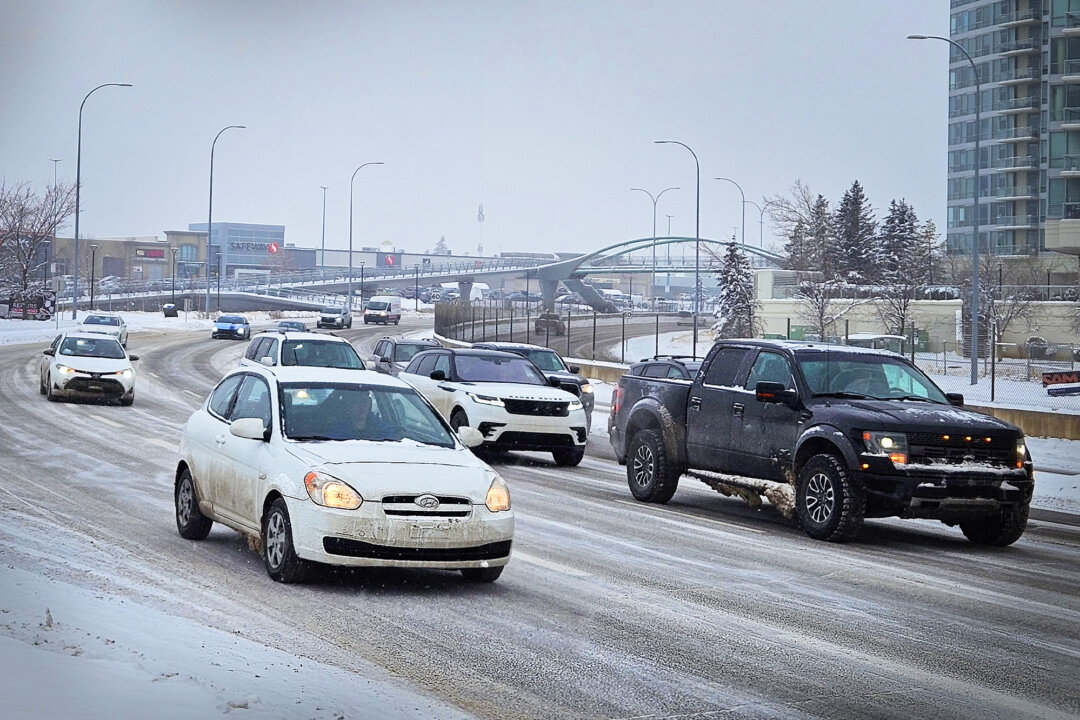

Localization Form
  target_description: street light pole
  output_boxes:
[715,177,746,251]
[171,247,178,304]
[656,140,700,358]
[73,83,131,320]
[205,125,245,314]
[909,33,981,385]
[348,162,384,311]
[89,244,98,310]
[631,186,679,311]
[216,252,222,310]
[319,185,328,273]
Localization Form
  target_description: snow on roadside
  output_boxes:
[0,564,474,720]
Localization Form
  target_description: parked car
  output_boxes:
[402,347,587,466]
[240,331,365,370]
[363,295,402,325]
[212,314,251,340]
[534,312,565,336]
[40,331,139,405]
[174,366,513,583]
[77,312,129,347]
[276,320,307,332]
[317,306,352,329]
[628,355,702,380]
[609,339,1033,545]
[473,342,594,429]
[369,336,441,375]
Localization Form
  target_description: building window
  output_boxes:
[179,244,198,262]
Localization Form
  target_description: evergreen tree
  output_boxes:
[782,220,813,272]
[806,195,833,275]
[912,219,943,286]
[832,180,876,282]
[713,240,759,338]
[874,199,920,334]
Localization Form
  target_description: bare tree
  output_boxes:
[765,179,816,241]
[794,274,872,342]
[0,180,77,301]
[942,254,1042,353]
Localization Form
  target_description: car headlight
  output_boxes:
[485,475,511,512]
[1016,438,1026,469]
[109,368,134,379]
[467,392,504,407]
[861,431,908,465]
[568,399,584,411]
[55,364,77,374]
[304,471,363,509]
[580,383,593,394]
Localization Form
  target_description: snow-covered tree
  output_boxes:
[832,180,876,282]
[873,199,920,335]
[713,240,759,338]
[794,275,870,343]
[430,235,451,256]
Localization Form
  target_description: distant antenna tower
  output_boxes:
[477,203,485,255]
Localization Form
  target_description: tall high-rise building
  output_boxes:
[948,0,1080,258]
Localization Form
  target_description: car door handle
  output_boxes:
[733,403,744,417]
[689,396,702,410]
[438,385,456,392]
[214,433,227,445]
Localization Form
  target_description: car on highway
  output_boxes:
[174,366,514,583]
[39,331,139,405]
[212,314,251,340]
[369,336,441,375]
[401,347,588,466]
[628,355,703,380]
[533,312,565,336]
[77,312,129,348]
[240,331,365,370]
[473,342,594,428]
[276,320,307,332]
[363,295,402,325]
[317,305,353,329]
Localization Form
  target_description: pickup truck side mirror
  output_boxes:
[568,365,581,374]
[549,377,563,387]
[755,381,797,406]
[429,369,447,381]
[945,393,964,407]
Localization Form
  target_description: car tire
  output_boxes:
[263,498,310,583]
[119,391,134,407]
[959,503,1029,546]
[552,447,585,467]
[39,373,46,395]
[450,409,470,432]
[461,566,503,583]
[394,318,400,325]
[175,469,213,540]
[795,454,865,542]
[626,429,680,503]
[45,374,58,402]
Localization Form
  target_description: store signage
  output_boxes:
[377,252,403,267]
[135,248,166,259]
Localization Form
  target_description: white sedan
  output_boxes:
[77,312,129,347]
[175,366,514,583]
[40,331,138,405]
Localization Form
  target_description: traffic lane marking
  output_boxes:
[86,412,123,428]
[149,438,179,453]
[513,552,591,578]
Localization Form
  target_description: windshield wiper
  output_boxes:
[879,394,937,403]
[812,391,869,399]
[287,435,338,441]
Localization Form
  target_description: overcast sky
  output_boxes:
[1,0,948,257]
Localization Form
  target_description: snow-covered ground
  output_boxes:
[602,331,1080,516]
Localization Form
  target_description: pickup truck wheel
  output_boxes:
[795,454,865,542]
[959,503,1029,546]
[627,429,679,504]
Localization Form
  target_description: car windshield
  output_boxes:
[683,362,703,376]
[279,322,305,330]
[456,355,546,384]
[797,353,948,403]
[280,340,364,369]
[523,349,567,372]
[218,315,244,324]
[279,383,454,446]
[321,307,342,315]
[83,315,119,326]
[393,343,433,362]
[59,337,125,359]
[367,301,388,310]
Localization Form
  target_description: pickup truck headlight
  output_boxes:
[467,392,504,407]
[304,471,363,509]
[485,475,511,512]
[1016,439,1026,468]
[580,383,593,394]
[861,431,908,465]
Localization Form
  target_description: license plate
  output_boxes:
[87,385,103,391]
[408,523,450,539]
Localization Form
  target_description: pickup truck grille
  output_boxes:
[557,382,582,397]
[907,432,1015,466]
[502,399,569,416]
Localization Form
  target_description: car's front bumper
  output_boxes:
[54,371,134,398]
[287,496,514,568]
[856,460,1033,520]
[470,408,588,451]
[212,327,247,338]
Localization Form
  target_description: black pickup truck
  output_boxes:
[609,339,1034,544]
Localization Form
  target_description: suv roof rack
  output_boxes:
[638,354,698,362]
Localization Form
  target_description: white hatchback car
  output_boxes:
[77,312,129,347]
[40,331,138,405]
[401,348,588,466]
[175,366,514,583]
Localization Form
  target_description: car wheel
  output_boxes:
[552,447,585,467]
[39,373,46,395]
[175,469,213,540]
[394,318,400,325]
[626,429,679,503]
[795,454,865,542]
[45,374,58,402]
[263,498,310,583]
[450,409,470,432]
[119,390,134,407]
[461,566,503,583]
[364,319,369,324]
[959,503,1029,546]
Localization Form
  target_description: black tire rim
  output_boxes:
[177,477,194,527]
[266,511,286,569]
[632,443,655,488]
[805,471,835,524]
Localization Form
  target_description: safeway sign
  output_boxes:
[268,242,279,254]
[377,252,402,267]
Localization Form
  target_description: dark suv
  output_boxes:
[629,355,703,380]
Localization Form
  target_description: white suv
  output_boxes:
[175,366,514,583]
[240,331,366,370]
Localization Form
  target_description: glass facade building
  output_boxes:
[188,222,285,277]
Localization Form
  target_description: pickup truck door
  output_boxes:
[735,350,801,481]
[685,347,752,472]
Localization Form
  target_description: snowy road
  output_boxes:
[1,319,1078,719]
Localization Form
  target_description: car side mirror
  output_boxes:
[260,356,274,366]
[429,369,447,381]
[43,348,55,356]
[755,381,796,406]
[457,426,484,448]
[945,393,964,407]
[128,354,140,361]
[549,377,562,387]
[380,356,392,364]
[568,365,581,374]
[229,417,268,441]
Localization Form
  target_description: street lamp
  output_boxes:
[73,82,131,320]
[909,33,981,385]
[347,162,384,310]
[215,251,223,310]
[319,185,328,273]
[715,177,746,251]
[89,244,98,310]
[171,247,178,304]
[206,124,246,314]
[656,140,701,358]
[631,186,679,310]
